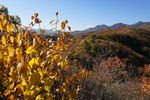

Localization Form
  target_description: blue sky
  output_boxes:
[1,0,150,31]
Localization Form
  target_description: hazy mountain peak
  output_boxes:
[72,21,150,34]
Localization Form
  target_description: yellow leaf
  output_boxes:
[0,52,3,59]
[34,12,38,18]
[15,84,23,89]
[33,38,40,49]
[26,46,36,54]
[61,22,66,30]
[30,73,40,85]
[2,19,7,26]
[16,48,23,55]
[17,26,22,30]
[10,36,14,43]
[8,46,15,57]
[0,14,5,20]
[9,94,15,100]
[1,35,6,45]
[22,78,27,86]
[9,69,17,81]
[9,82,15,89]
[36,94,42,100]
[0,22,3,31]
[17,33,22,46]
[6,23,15,32]
[51,55,60,63]
[28,58,35,68]
[17,61,28,74]
[3,56,11,63]
[60,59,68,68]
[4,89,11,96]
[28,57,41,69]
[40,61,46,67]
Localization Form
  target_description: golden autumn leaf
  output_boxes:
[10,36,14,43]
[2,19,7,26]
[0,11,83,100]
[9,82,15,89]
[60,59,69,68]
[0,51,3,59]
[51,55,61,63]
[17,26,22,30]
[34,12,38,18]
[33,38,40,49]
[15,84,23,89]
[26,46,36,54]
[16,48,23,55]
[9,70,17,81]
[17,61,28,74]
[9,94,15,100]
[16,33,22,46]
[0,14,5,20]
[4,89,11,96]
[61,22,66,30]
[3,56,11,63]
[28,58,36,68]
[21,78,27,86]
[1,35,6,45]
[28,57,41,69]
[30,73,41,85]
[17,33,20,42]
[6,23,15,32]
[0,22,3,31]
[8,46,15,57]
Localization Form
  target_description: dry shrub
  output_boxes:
[94,56,127,82]
[139,65,150,97]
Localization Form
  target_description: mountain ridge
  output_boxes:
[72,21,150,34]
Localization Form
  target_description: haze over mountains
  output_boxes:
[73,21,150,34]
[33,21,150,34]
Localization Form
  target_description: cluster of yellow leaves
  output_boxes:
[0,14,15,32]
[0,12,88,100]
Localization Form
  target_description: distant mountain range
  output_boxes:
[33,21,150,34]
[72,21,150,34]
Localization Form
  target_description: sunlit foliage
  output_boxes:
[0,10,87,100]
